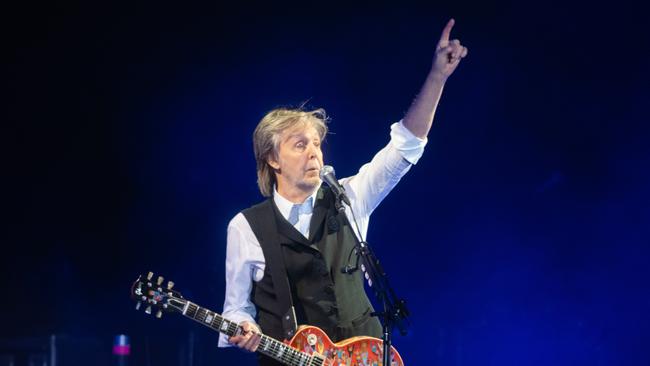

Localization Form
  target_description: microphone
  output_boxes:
[319,165,351,207]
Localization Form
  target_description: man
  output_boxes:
[219,19,467,365]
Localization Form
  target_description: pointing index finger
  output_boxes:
[439,18,455,47]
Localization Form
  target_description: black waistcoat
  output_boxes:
[241,187,382,343]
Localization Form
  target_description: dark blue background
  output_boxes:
[5,1,649,365]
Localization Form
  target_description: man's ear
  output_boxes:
[267,156,280,170]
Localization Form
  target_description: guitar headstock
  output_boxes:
[130,272,186,318]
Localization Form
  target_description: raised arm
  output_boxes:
[403,18,468,138]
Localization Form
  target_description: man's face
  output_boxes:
[267,122,324,197]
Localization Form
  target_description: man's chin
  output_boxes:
[300,178,321,192]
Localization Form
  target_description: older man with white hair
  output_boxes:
[219,19,468,366]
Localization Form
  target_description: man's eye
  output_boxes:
[295,142,305,148]
[313,141,321,147]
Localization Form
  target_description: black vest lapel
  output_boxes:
[270,199,312,246]
[308,187,332,242]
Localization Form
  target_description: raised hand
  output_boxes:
[432,19,468,80]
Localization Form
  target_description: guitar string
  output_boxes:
[185,302,318,366]
[206,307,302,366]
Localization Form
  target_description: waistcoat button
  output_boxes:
[327,305,338,315]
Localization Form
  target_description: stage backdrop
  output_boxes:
[4,1,649,365]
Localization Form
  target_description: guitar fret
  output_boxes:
[262,337,270,352]
[281,345,290,364]
[131,276,376,366]
[262,336,297,366]
[178,300,315,366]
[286,346,294,364]
[285,344,297,366]
[201,309,209,322]
[298,350,307,366]
[271,340,278,357]
[287,347,297,366]
[288,348,297,365]
[204,311,214,324]
[185,303,197,318]
[209,313,222,331]
[220,319,230,333]
[284,346,291,364]
[196,307,206,321]
[273,341,282,362]
[228,321,238,337]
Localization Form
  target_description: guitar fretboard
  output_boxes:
[181,301,324,366]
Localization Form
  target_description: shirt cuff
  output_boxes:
[390,120,427,165]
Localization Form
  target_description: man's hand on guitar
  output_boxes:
[229,321,262,352]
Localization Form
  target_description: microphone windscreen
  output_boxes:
[319,165,335,180]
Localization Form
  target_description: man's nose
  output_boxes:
[307,143,319,158]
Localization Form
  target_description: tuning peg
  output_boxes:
[145,305,152,314]
[157,276,164,286]
[147,272,154,280]
[156,310,163,318]
[135,302,142,310]
[167,281,174,290]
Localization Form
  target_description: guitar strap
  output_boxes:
[242,200,298,340]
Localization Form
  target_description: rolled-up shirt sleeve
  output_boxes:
[341,120,427,239]
[390,120,427,165]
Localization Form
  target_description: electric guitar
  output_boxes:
[131,272,404,366]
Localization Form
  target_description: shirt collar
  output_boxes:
[273,185,320,221]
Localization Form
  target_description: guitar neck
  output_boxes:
[179,300,323,366]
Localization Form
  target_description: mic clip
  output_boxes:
[340,265,359,274]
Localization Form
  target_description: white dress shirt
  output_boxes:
[218,121,426,346]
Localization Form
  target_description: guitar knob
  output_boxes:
[145,305,152,315]
[147,272,154,280]
[157,276,164,286]
[135,302,142,310]
[156,310,163,318]
[167,281,175,290]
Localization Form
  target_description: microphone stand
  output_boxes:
[335,196,410,366]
